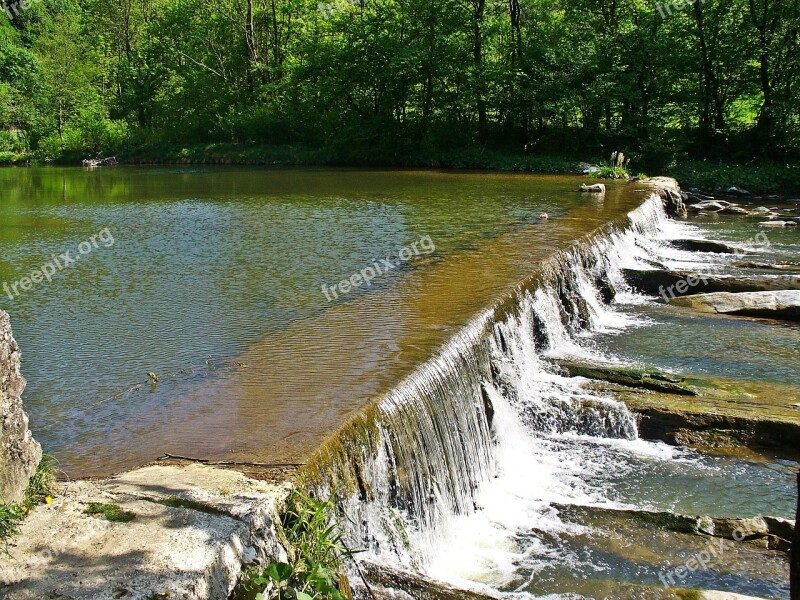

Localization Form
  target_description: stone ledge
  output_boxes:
[0,463,291,599]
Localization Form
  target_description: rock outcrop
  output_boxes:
[1,310,41,504]
[622,268,800,298]
[648,177,688,218]
[0,463,291,599]
[669,290,800,321]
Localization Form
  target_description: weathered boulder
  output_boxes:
[649,177,688,218]
[554,359,698,396]
[701,517,770,540]
[669,290,800,321]
[1,310,41,504]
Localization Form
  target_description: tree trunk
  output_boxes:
[58,99,64,150]
[752,0,772,146]
[473,0,488,144]
[693,1,725,147]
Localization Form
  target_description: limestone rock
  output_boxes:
[648,177,688,218]
[668,290,800,321]
[1,310,41,504]
[0,463,291,599]
[622,268,800,298]
[700,592,767,600]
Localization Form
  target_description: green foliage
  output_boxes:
[0,503,24,543]
[665,160,800,195]
[0,453,58,544]
[238,490,351,600]
[24,453,58,507]
[84,502,136,522]
[0,0,797,174]
[590,152,632,180]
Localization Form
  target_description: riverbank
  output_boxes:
[3,143,799,195]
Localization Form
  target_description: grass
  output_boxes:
[24,453,58,507]
[84,502,136,523]
[589,151,637,180]
[0,453,59,544]
[235,489,352,600]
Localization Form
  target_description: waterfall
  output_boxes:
[303,193,671,571]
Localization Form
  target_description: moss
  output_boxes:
[85,503,136,523]
[151,496,228,516]
[556,360,699,396]
[674,589,703,600]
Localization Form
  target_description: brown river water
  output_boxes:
[0,167,649,476]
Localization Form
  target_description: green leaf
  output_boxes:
[266,561,294,583]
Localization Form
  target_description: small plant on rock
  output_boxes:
[238,490,352,600]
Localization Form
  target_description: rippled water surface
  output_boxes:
[0,167,647,475]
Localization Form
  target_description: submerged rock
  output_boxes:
[689,201,727,212]
[718,205,751,215]
[759,220,796,227]
[579,183,606,194]
[666,239,741,254]
[357,561,501,600]
[0,310,41,504]
[668,290,800,321]
[732,262,800,272]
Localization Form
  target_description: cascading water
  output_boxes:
[304,192,702,589]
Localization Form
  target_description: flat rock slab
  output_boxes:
[565,360,800,454]
[669,290,800,321]
[0,463,291,599]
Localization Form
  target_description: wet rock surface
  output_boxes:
[556,360,800,455]
[668,291,800,321]
[622,269,800,297]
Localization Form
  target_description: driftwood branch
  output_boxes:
[156,453,304,468]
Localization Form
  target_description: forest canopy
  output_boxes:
[0,0,798,170]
